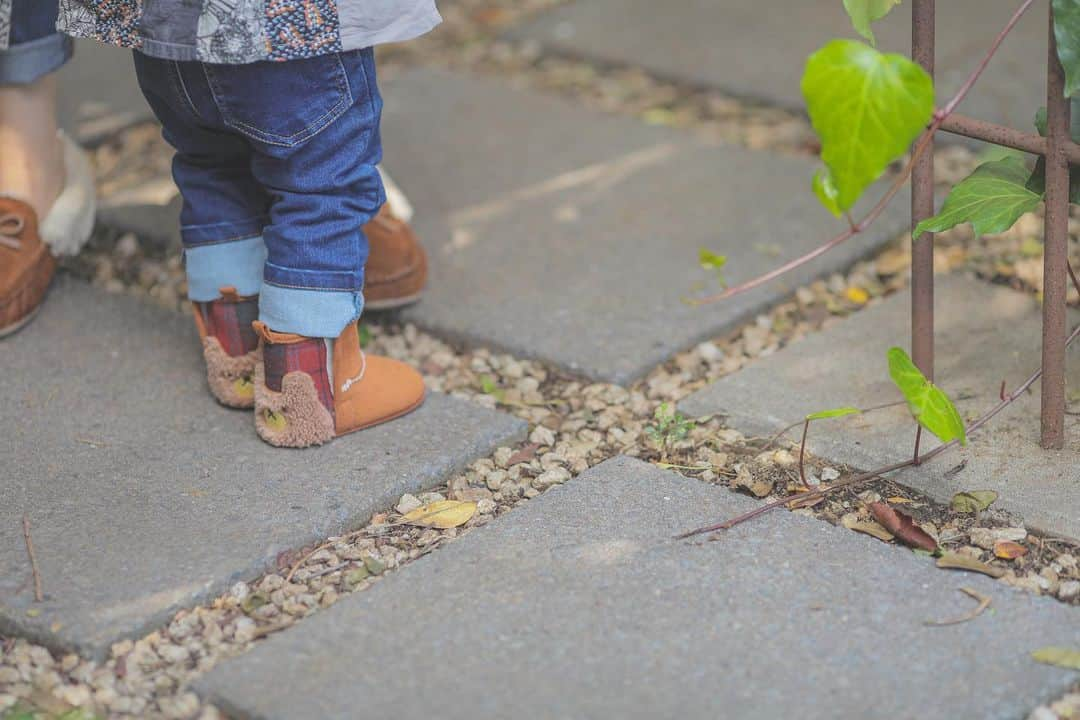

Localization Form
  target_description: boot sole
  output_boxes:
[364,290,425,312]
[335,390,428,439]
[0,303,42,339]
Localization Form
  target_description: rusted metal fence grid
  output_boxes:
[910,0,1075,449]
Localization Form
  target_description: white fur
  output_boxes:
[40,132,96,256]
[377,165,413,223]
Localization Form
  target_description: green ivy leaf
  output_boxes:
[1033,104,1080,139]
[887,347,967,445]
[1054,0,1080,97]
[975,145,1028,165]
[802,40,934,214]
[806,406,861,421]
[812,167,843,217]
[1035,106,1048,136]
[843,0,902,45]
[1030,106,1080,203]
[950,490,999,513]
[912,157,1043,239]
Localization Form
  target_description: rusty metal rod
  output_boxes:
[912,0,936,380]
[1041,6,1070,450]
[938,113,1080,164]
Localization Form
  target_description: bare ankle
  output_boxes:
[0,76,66,219]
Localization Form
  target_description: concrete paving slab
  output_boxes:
[511,0,1047,134]
[198,456,1080,720]
[382,68,908,384]
[58,41,153,143]
[0,278,526,659]
[680,275,1080,540]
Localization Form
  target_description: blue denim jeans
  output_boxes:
[0,0,73,84]
[133,49,385,338]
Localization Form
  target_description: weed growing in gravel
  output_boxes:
[645,402,696,461]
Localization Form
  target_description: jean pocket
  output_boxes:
[202,54,352,148]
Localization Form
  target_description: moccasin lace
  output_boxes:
[0,212,25,251]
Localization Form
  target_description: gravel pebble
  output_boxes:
[969,527,1028,550]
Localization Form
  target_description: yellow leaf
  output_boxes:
[1031,646,1080,670]
[886,496,915,504]
[400,500,476,529]
[936,551,1004,578]
[845,286,869,304]
[842,515,895,542]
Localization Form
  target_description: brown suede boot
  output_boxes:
[251,319,426,448]
[192,286,260,408]
[363,204,428,311]
[0,198,55,338]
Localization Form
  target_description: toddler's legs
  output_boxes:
[134,58,271,302]
[132,49,423,445]
[134,58,271,406]
[134,49,384,339]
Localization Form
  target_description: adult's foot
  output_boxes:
[0,74,97,337]
[0,198,55,337]
[363,203,428,311]
[0,74,66,219]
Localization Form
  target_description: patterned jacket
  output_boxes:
[1,0,440,64]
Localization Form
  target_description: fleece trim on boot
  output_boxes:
[203,336,258,409]
[253,356,336,448]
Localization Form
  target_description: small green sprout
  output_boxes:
[646,403,697,460]
[699,248,728,288]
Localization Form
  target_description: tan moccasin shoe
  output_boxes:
[0,133,97,338]
[0,199,55,338]
[363,204,428,311]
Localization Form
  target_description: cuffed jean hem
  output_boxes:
[259,283,364,339]
[184,235,266,301]
[264,261,365,292]
[0,34,73,85]
[181,215,269,247]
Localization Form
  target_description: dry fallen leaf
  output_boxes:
[786,490,827,510]
[936,551,1005,578]
[400,500,477,529]
[733,465,774,498]
[950,490,999,513]
[925,587,991,626]
[506,443,540,466]
[993,540,1028,560]
[886,496,916,505]
[868,502,938,551]
[1031,646,1080,670]
[842,514,895,542]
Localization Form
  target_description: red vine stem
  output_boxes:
[690,0,1037,306]
[676,259,1080,541]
